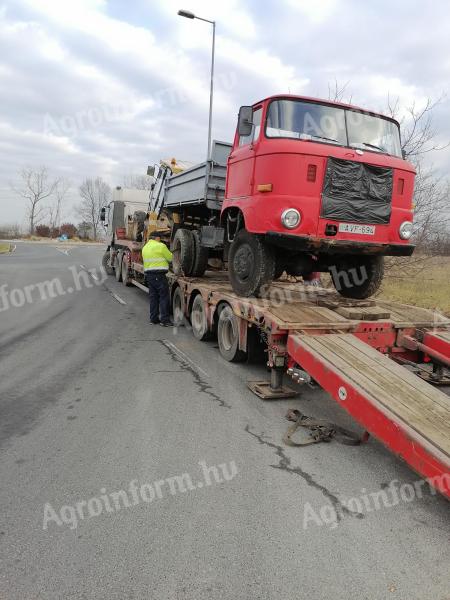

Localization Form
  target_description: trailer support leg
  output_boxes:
[248,367,298,400]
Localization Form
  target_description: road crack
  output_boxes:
[159,340,231,408]
[245,425,364,522]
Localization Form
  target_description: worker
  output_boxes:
[142,231,173,326]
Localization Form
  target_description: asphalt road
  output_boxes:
[0,242,448,600]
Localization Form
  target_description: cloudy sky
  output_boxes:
[1,0,449,227]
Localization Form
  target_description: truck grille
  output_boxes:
[320,157,393,224]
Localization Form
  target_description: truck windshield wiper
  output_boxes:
[351,141,387,153]
[300,133,340,144]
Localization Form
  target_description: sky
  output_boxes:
[1,0,449,227]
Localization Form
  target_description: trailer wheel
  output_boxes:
[217,305,247,362]
[121,253,132,286]
[115,252,123,282]
[190,294,210,341]
[102,251,114,276]
[228,229,275,297]
[172,286,185,326]
[172,229,195,275]
[191,230,209,277]
[331,256,384,299]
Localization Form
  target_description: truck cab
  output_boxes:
[222,95,416,297]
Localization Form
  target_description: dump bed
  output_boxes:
[163,140,231,211]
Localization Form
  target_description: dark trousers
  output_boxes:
[145,271,170,324]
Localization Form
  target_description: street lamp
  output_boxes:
[178,9,216,162]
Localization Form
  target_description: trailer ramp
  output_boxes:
[287,332,450,498]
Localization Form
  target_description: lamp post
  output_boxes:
[178,9,216,162]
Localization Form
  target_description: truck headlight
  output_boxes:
[281,209,301,229]
[399,221,413,240]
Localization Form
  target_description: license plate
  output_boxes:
[338,223,375,235]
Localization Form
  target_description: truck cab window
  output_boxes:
[239,107,262,146]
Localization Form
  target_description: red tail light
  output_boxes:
[307,164,317,182]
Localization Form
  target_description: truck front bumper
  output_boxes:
[265,232,415,257]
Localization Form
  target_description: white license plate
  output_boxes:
[338,223,376,235]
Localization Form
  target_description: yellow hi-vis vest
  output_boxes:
[142,239,173,272]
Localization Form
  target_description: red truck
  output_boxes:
[150,94,416,299]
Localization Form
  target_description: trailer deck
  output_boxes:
[165,272,450,498]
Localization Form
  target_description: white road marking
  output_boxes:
[79,264,98,280]
[56,247,70,255]
[162,340,209,378]
[112,293,127,305]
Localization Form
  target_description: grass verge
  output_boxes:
[378,256,450,316]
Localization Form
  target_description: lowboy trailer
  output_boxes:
[105,242,450,497]
[144,271,447,498]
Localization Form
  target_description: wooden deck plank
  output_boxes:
[306,335,450,438]
[293,333,450,457]
[342,334,450,412]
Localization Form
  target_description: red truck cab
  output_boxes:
[222,95,415,298]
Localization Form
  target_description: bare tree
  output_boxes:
[122,174,154,190]
[49,178,71,236]
[385,95,450,270]
[328,78,353,103]
[77,177,111,240]
[11,167,59,234]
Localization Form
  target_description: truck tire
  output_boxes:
[115,252,123,282]
[228,229,275,297]
[217,305,247,362]
[331,256,384,299]
[121,253,132,286]
[172,229,195,275]
[102,251,114,276]
[172,286,185,326]
[191,230,209,277]
[190,294,210,341]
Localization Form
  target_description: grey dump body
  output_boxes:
[162,140,231,211]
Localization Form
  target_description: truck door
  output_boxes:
[226,106,262,200]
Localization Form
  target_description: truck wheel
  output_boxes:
[172,229,194,275]
[191,230,209,277]
[115,252,123,282]
[102,251,114,276]
[190,294,210,341]
[172,286,185,326]
[121,253,132,286]
[228,229,275,297]
[331,256,384,299]
[217,305,247,362]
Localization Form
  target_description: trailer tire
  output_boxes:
[191,230,209,277]
[172,229,195,275]
[217,305,247,362]
[228,229,275,297]
[190,294,210,341]
[102,251,114,276]
[331,256,384,299]
[121,252,132,286]
[115,252,123,282]
[172,286,186,327]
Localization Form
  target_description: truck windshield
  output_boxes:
[266,99,402,158]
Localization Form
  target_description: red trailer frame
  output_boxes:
[166,272,450,499]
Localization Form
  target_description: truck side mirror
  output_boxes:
[100,207,106,222]
[237,106,253,137]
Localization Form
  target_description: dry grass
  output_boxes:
[0,243,11,254]
[378,256,450,316]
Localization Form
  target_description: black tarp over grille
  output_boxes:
[320,157,393,224]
